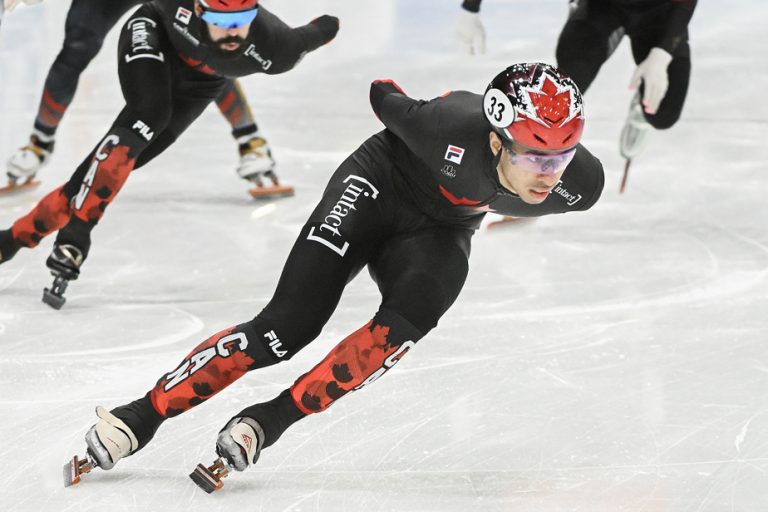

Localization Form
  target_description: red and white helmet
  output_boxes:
[484,63,584,151]
[199,0,258,11]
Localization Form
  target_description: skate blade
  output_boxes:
[189,458,229,494]
[0,179,40,195]
[42,286,67,310]
[63,454,95,487]
[620,158,631,194]
[248,184,295,199]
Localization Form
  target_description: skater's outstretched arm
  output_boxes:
[255,8,339,75]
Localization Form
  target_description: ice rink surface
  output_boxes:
[1,1,768,510]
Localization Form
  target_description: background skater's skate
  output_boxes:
[0,176,41,195]
[42,243,84,310]
[237,137,295,199]
[1,135,50,195]
[618,93,652,193]
[247,170,295,199]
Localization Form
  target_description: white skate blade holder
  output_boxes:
[190,457,233,494]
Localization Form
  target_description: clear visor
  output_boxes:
[505,140,577,176]
[201,8,259,29]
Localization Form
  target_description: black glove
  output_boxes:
[310,15,340,45]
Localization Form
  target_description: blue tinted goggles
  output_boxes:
[201,8,259,29]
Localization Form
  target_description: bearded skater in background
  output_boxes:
[64,62,604,493]
[2,0,289,197]
[455,0,697,191]
[0,0,339,308]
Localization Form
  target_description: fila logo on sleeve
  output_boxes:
[176,7,192,24]
[444,145,465,165]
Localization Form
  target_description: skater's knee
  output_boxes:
[117,104,172,138]
[57,27,105,74]
[382,270,461,335]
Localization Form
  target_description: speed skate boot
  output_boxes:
[190,416,265,494]
[42,243,85,309]
[0,229,21,264]
[618,93,652,193]
[237,137,294,199]
[64,406,139,486]
[3,134,52,193]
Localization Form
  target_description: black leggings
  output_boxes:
[53,5,227,255]
[34,0,144,135]
[132,145,475,448]
[555,0,690,129]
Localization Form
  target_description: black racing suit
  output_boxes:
[556,0,697,129]
[111,80,605,455]
[8,0,338,262]
[30,0,263,152]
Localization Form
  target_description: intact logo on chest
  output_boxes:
[245,45,272,70]
[553,180,582,206]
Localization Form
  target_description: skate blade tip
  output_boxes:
[63,461,77,487]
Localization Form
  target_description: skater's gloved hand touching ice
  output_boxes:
[629,47,673,115]
[455,6,485,55]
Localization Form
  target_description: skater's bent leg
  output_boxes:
[114,158,390,448]
[144,215,377,424]
[289,227,472,417]
[114,231,367,448]
[33,3,110,135]
[9,114,150,251]
[290,308,424,415]
[6,5,172,252]
[54,77,226,257]
[11,8,175,256]
[10,186,72,248]
[133,76,226,170]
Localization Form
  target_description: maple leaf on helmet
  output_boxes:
[483,62,585,152]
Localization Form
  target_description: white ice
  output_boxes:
[1,1,768,511]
